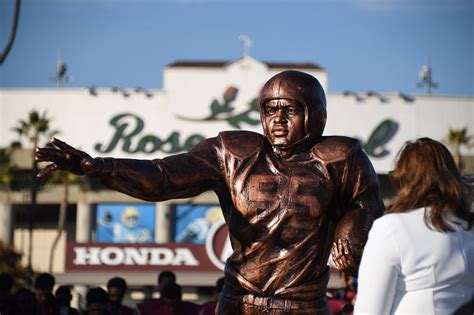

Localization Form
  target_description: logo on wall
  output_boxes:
[205,220,232,271]
[176,86,261,129]
[362,119,399,158]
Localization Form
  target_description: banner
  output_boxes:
[173,204,223,244]
[96,204,155,243]
[67,219,231,271]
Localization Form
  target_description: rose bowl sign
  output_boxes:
[66,222,231,272]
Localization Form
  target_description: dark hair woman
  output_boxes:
[355,138,474,315]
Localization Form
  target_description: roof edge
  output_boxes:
[167,59,324,70]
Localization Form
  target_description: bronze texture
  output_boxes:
[36,70,384,314]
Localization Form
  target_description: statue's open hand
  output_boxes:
[35,138,100,178]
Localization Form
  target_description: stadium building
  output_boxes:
[0,56,472,307]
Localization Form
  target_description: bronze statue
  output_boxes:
[36,70,384,314]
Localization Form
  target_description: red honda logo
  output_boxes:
[205,220,232,271]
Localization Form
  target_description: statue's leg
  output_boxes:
[216,295,241,315]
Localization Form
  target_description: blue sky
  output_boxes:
[0,0,472,95]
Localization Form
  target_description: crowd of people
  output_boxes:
[0,269,358,315]
[0,270,226,315]
[327,273,357,315]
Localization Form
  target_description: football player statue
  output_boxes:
[36,70,384,314]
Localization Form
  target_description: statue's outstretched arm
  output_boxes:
[36,137,224,202]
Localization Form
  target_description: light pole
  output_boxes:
[416,57,438,95]
[48,49,73,88]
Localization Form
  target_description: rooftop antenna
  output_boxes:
[49,49,73,88]
[416,56,438,95]
[239,34,252,57]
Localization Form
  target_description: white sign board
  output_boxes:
[1,58,472,174]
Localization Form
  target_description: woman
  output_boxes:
[355,138,474,314]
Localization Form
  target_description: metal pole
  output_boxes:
[0,0,21,64]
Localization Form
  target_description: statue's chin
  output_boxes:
[272,143,289,148]
[270,138,291,147]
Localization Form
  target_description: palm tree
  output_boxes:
[0,147,16,191]
[13,111,55,148]
[0,240,36,288]
[0,146,18,246]
[446,128,472,171]
[46,171,77,272]
[13,110,57,270]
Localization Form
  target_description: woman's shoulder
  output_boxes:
[379,208,423,221]
[368,214,399,239]
[371,208,424,233]
[374,210,413,225]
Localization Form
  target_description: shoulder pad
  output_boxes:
[218,131,264,159]
[312,136,361,164]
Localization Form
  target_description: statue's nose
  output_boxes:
[274,110,287,123]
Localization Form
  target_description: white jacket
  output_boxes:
[355,208,474,315]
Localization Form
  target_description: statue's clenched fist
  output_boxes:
[331,238,355,274]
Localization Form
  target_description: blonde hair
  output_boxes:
[387,138,473,232]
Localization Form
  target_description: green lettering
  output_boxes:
[364,119,399,158]
[183,134,206,151]
[97,113,208,155]
[95,113,144,153]
[137,135,162,154]
[160,132,181,154]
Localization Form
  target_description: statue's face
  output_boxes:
[263,99,305,147]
